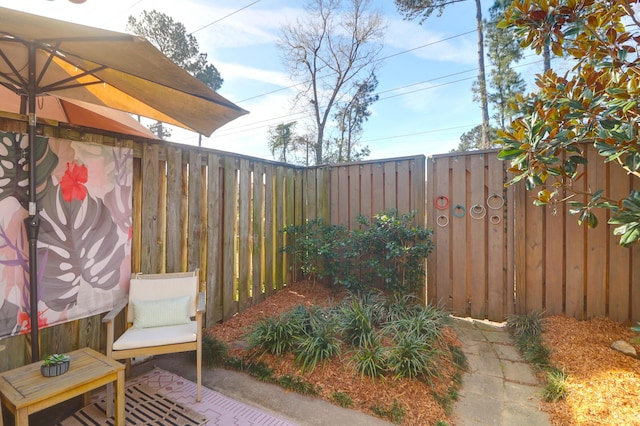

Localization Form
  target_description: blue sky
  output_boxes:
[0,0,543,162]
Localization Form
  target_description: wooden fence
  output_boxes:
[426,145,640,324]
[0,115,425,371]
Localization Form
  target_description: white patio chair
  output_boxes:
[103,269,205,402]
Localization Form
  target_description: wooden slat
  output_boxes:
[469,154,486,318]
[263,164,276,296]
[544,193,565,316]
[524,187,544,313]
[131,158,142,273]
[140,143,160,273]
[505,182,516,316]
[292,169,306,282]
[338,166,349,226]
[78,315,102,353]
[252,163,265,304]
[285,167,295,284]
[450,155,467,316]
[305,168,317,221]
[426,157,436,303]
[371,163,384,215]
[317,166,330,222]
[633,176,640,324]
[487,155,506,321]
[608,162,631,322]
[411,157,426,226]
[238,158,251,310]
[222,157,238,320]
[348,165,361,229]
[165,146,183,272]
[396,160,411,214]
[274,166,285,291]
[586,146,607,318]
[514,180,527,315]
[188,150,203,272]
[206,153,222,325]
[384,161,396,211]
[159,157,168,272]
[40,321,77,357]
[434,157,452,309]
[0,335,27,371]
[360,164,373,225]
[565,160,586,320]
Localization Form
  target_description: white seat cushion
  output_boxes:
[112,321,198,350]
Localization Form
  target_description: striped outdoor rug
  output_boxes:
[58,367,296,426]
[57,383,206,426]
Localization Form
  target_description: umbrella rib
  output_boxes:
[0,47,27,88]
[35,41,61,88]
[39,66,107,93]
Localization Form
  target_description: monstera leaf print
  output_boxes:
[37,182,124,312]
[103,147,132,236]
[0,132,58,208]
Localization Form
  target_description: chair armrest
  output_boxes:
[102,299,128,324]
[196,291,205,313]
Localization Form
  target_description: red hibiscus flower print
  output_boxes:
[60,162,88,202]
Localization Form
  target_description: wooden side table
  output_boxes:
[0,347,125,425]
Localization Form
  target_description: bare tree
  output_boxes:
[278,0,385,165]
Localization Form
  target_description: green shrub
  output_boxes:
[370,400,405,424]
[543,368,569,402]
[331,391,354,408]
[507,311,545,337]
[277,374,321,396]
[283,210,434,294]
[337,295,377,347]
[387,331,440,381]
[385,304,447,345]
[378,293,423,325]
[201,335,229,367]
[246,316,298,356]
[282,219,355,286]
[631,322,640,344]
[353,210,434,293]
[351,338,388,379]
[293,318,341,373]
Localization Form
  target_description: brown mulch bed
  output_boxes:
[205,280,462,425]
[542,315,640,425]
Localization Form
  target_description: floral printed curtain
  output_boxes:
[0,131,132,340]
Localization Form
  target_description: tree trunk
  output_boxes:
[315,129,324,165]
[543,44,551,72]
[475,0,491,149]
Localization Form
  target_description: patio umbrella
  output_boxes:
[0,7,249,362]
[0,85,158,139]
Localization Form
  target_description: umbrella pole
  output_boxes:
[25,43,40,363]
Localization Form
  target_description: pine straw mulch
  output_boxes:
[542,315,640,425]
[205,280,462,426]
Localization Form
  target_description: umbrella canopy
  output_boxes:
[0,7,248,362]
[0,7,248,136]
[0,85,158,139]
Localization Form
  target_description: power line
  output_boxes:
[190,0,262,34]
[213,58,545,138]
[236,29,477,103]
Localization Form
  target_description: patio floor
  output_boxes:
[18,352,390,426]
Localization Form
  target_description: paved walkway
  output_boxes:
[129,317,551,426]
[451,317,551,426]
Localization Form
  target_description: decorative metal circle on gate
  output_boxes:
[487,193,505,209]
[434,195,450,210]
[436,215,449,227]
[469,204,486,220]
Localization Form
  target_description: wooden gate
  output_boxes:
[426,151,514,322]
[427,147,640,324]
